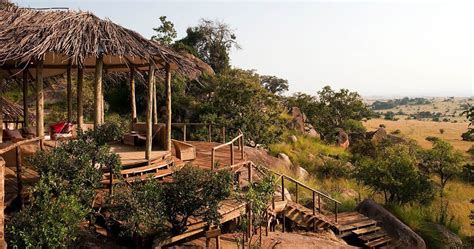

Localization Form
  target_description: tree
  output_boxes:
[461,104,474,141]
[422,137,464,195]
[199,69,288,145]
[161,166,233,235]
[312,86,371,141]
[151,16,177,45]
[7,176,87,248]
[108,180,165,247]
[354,143,435,205]
[259,75,289,95]
[175,19,240,73]
[285,92,319,119]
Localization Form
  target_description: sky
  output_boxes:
[14,0,474,97]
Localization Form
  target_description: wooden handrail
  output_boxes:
[211,131,244,170]
[0,137,44,154]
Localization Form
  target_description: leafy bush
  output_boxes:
[108,180,166,246]
[162,166,233,235]
[7,176,87,248]
[354,144,435,205]
[317,158,350,179]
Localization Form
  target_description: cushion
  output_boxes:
[4,129,24,140]
[50,122,66,134]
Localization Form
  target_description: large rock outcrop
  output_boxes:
[356,199,426,249]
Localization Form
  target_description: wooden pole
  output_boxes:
[230,143,234,165]
[145,63,155,161]
[77,67,84,129]
[36,60,44,138]
[22,69,29,128]
[129,67,137,124]
[165,64,172,151]
[66,64,72,123]
[295,183,298,204]
[0,158,7,248]
[281,176,285,233]
[183,124,187,141]
[94,55,103,128]
[208,124,212,142]
[15,147,22,207]
[221,127,225,143]
[152,76,158,125]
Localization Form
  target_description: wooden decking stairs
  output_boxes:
[283,201,333,230]
[328,211,392,248]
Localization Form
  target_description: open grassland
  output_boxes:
[364,118,472,156]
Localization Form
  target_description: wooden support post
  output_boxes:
[208,124,212,142]
[281,176,285,201]
[165,64,172,150]
[241,134,244,159]
[145,63,155,162]
[36,60,44,138]
[216,235,220,249]
[77,67,84,129]
[335,203,338,223]
[22,69,29,128]
[0,158,7,248]
[15,147,23,207]
[66,64,72,123]
[313,191,316,231]
[152,76,158,125]
[129,67,137,124]
[230,143,234,165]
[94,55,103,128]
[221,127,225,143]
[183,124,187,141]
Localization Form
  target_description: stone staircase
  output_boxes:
[328,211,392,248]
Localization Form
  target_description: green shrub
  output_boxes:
[7,176,87,248]
[317,158,350,179]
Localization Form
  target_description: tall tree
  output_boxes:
[175,19,240,73]
[422,137,464,195]
[260,75,289,95]
[151,16,177,45]
[461,104,474,141]
[313,86,371,140]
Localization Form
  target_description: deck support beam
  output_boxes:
[22,69,29,128]
[77,67,84,129]
[94,55,104,128]
[129,67,137,124]
[165,63,172,151]
[152,76,158,125]
[66,63,72,123]
[36,60,44,138]
[146,63,156,161]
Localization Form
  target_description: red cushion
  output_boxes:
[50,122,66,134]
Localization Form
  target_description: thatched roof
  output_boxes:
[0,6,202,79]
[0,96,31,121]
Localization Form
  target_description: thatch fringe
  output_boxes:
[0,6,201,77]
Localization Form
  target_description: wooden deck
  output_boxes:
[177,141,246,169]
[110,144,171,167]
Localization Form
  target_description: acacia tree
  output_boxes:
[422,137,464,196]
[461,104,474,141]
[354,143,435,205]
[260,75,289,95]
[313,86,371,140]
[175,19,240,73]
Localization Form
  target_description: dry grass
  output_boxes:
[364,118,472,157]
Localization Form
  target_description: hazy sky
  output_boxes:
[14,0,474,97]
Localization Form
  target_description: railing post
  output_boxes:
[240,134,244,159]
[281,176,285,201]
[211,148,215,170]
[39,138,44,151]
[313,191,316,231]
[295,182,298,204]
[335,202,338,223]
[318,193,321,213]
[15,146,23,207]
[230,143,234,165]
[183,124,187,141]
[208,124,212,142]
[248,162,253,183]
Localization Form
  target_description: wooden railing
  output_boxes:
[0,136,45,207]
[210,130,244,170]
[217,160,341,223]
[171,123,230,144]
